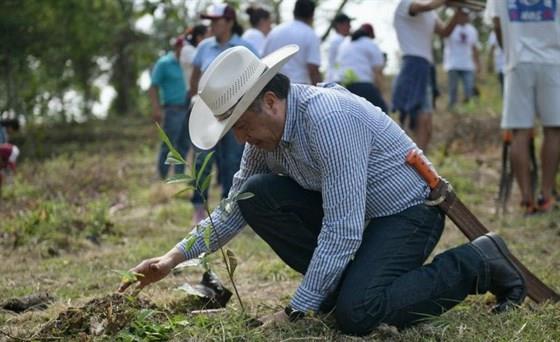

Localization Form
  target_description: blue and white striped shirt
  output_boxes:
[177,83,429,313]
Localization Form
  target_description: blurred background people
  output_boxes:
[443,11,480,109]
[0,118,20,144]
[263,0,322,85]
[325,13,352,83]
[149,36,189,179]
[392,0,465,151]
[242,6,272,56]
[336,23,387,112]
[487,30,505,93]
[189,3,258,223]
[487,0,560,214]
[180,24,210,91]
[0,143,19,193]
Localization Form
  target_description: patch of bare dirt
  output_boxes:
[34,293,156,338]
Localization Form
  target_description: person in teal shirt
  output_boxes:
[148,36,190,179]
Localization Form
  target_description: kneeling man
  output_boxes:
[120,45,525,335]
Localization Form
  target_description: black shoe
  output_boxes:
[471,233,527,313]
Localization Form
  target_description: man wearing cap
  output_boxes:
[326,13,352,83]
[121,45,526,335]
[149,36,189,179]
[262,0,322,85]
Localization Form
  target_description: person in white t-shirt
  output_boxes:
[486,0,560,215]
[336,23,387,112]
[443,13,480,109]
[487,30,505,92]
[263,0,322,85]
[392,0,466,150]
[326,13,352,83]
[242,7,271,57]
[180,24,210,90]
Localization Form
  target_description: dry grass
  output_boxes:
[1,79,559,341]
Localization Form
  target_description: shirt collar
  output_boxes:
[167,51,178,61]
[280,85,298,144]
[210,34,242,48]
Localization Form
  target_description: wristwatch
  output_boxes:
[284,305,305,322]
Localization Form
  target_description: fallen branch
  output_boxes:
[190,308,226,315]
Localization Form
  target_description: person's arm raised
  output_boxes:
[409,0,447,15]
[434,8,467,38]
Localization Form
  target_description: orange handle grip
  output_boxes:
[406,149,440,189]
[502,130,513,143]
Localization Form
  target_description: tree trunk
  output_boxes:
[320,0,350,42]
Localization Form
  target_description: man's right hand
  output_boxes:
[118,247,185,293]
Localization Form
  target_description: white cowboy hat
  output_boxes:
[189,44,299,150]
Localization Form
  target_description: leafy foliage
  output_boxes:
[0,198,116,254]
[0,0,195,120]
[116,309,180,341]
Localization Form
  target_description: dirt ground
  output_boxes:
[1,75,559,341]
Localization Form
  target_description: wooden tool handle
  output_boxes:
[447,0,486,12]
[502,130,513,143]
[406,149,440,189]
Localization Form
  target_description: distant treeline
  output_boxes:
[0,0,217,122]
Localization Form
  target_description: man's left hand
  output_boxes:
[257,310,289,329]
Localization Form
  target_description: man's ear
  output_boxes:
[263,91,277,110]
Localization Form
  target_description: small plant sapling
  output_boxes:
[156,124,253,312]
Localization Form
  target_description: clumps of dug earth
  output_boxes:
[35,293,156,338]
[1,292,54,313]
[31,271,235,339]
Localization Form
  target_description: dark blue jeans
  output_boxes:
[192,131,244,204]
[237,174,488,335]
[346,82,388,114]
[158,103,189,178]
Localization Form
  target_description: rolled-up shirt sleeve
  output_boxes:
[176,144,270,260]
[290,112,371,312]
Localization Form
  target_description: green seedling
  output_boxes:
[156,124,254,312]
